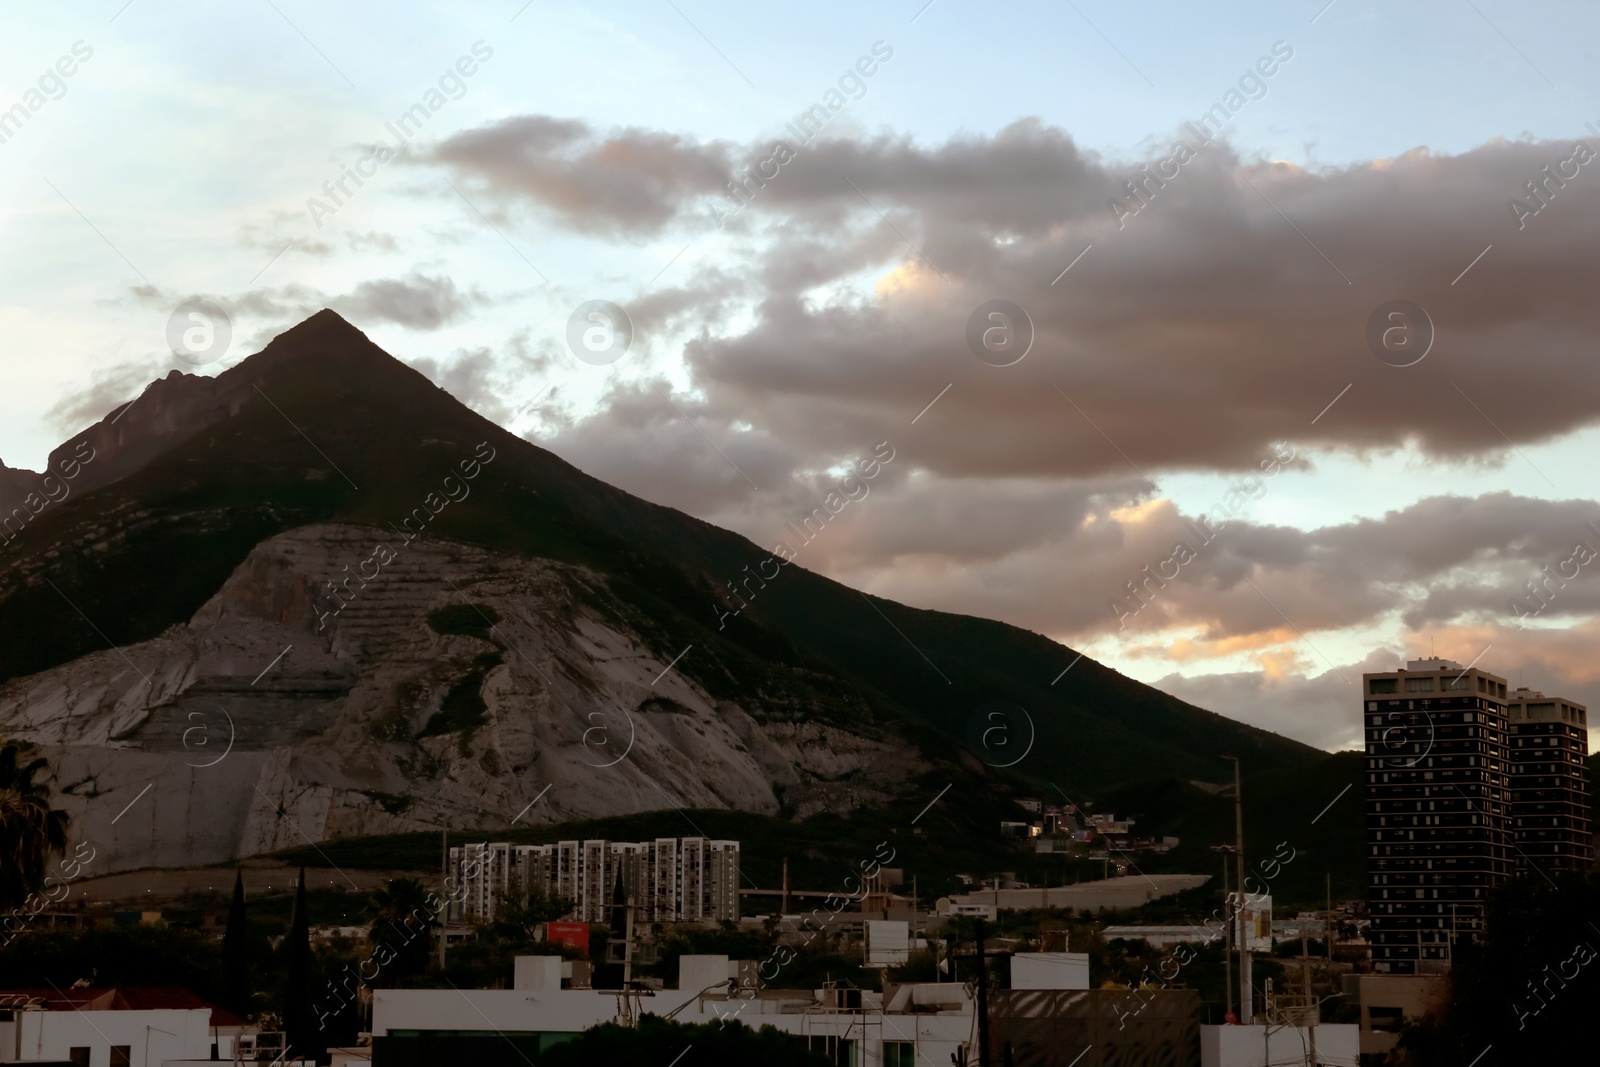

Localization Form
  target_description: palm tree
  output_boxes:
[367,876,438,982]
[0,742,69,908]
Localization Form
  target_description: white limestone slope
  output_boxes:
[0,524,923,874]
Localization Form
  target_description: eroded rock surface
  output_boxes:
[0,524,924,872]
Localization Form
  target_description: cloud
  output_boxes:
[45,359,165,436]
[682,137,1600,484]
[535,378,799,517]
[346,230,402,253]
[1152,655,1379,751]
[128,271,487,337]
[236,223,332,258]
[408,330,556,427]
[331,272,484,330]
[425,115,733,238]
[463,118,1600,517]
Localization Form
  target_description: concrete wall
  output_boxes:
[951,874,1209,912]
[1200,1024,1358,1067]
[513,955,562,991]
[1010,952,1090,990]
[678,955,734,993]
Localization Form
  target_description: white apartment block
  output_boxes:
[447,837,741,924]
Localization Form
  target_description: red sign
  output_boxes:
[546,921,589,956]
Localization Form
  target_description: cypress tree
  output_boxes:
[283,867,323,1063]
[222,867,248,1015]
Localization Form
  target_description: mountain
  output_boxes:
[1088,751,1368,908]
[0,311,1323,874]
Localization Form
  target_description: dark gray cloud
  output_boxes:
[682,135,1600,483]
[447,117,1600,487]
[407,330,557,427]
[331,272,484,330]
[426,115,733,238]
[662,473,1600,663]
[539,379,800,518]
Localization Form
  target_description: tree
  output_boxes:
[222,868,249,1016]
[366,876,438,983]
[485,885,576,944]
[282,868,324,1064]
[0,742,69,908]
[1393,868,1600,1066]
[436,886,581,990]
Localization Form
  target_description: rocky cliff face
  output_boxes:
[0,461,34,513]
[0,523,925,874]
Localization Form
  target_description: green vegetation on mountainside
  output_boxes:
[1090,750,1367,908]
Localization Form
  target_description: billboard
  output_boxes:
[1228,893,1273,952]
[545,920,590,956]
[865,919,910,968]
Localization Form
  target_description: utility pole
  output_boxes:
[440,830,448,968]
[623,896,635,987]
[1326,873,1333,967]
[975,919,992,1067]
[1211,846,1235,1022]
[1301,930,1311,1015]
[781,857,790,916]
[1224,756,1252,1024]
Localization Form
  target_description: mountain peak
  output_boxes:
[270,308,368,346]
[244,309,388,370]
[43,311,400,501]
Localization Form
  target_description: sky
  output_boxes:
[4,0,1600,753]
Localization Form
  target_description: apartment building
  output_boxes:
[1505,687,1590,872]
[1362,657,1593,975]
[447,837,741,925]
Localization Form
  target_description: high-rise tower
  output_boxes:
[1505,687,1590,873]
[1363,658,1593,975]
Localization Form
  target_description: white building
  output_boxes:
[372,952,1211,1065]
[0,1004,210,1066]
[371,959,977,1067]
[0,987,267,1066]
[448,836,740,924]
